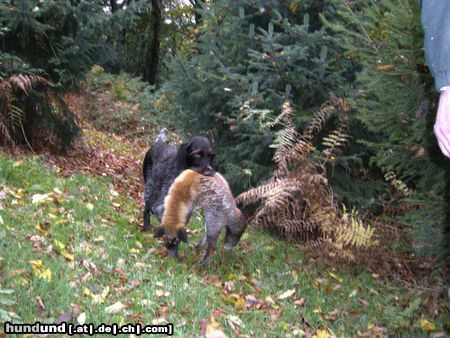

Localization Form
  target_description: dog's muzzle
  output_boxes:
[202,166,216,176]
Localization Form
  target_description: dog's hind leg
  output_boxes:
[143,201,152,232]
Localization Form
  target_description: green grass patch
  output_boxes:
[0,153,444,336]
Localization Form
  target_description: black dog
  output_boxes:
[142,129,215,232]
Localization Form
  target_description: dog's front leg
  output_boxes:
[143,201,152,232]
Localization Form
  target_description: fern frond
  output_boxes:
[8,74,48,95]
[236,178,299,206]
[237,98,376,262]
[384,170,411,196]
[8,105,24,128]
[302,101,336,141]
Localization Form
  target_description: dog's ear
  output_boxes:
[175,141,192,171]
[178,228,188,243]
[153,227,165,238]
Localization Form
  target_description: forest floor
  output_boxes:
[1,72,449,337]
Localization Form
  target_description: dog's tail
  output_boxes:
[155,128,168,143]
[143,128,169,182]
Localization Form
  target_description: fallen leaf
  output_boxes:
[82,259,100,274]
[206,326,227,338]
[81,272,92,282]
[13,160,23,167]
[418,319,436,332]
[29,235,43,243]
[155,289,170,297]
[234,297,245,311]
[54,239,74,261]
[30,260,52,281]
[227,314,243,336]
[359,298,369,306]
[58,312,72,323]
[313,329,330,338]
[324,308,339,321]
[328,272,343,283]
[227,315,244,327]
[223,280,235,293]
[244,294,262,310]
[294,298,305,306]
[36,296,46,312]
[105,301,125,314]
[32,193,51,204]
[265,295,275,305]
[77,312,86,325]
[135,262,150,269]
[278,289,295,300]
[324,284,333,293]
[152,317,166,325]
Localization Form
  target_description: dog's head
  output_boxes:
[176,136,215,176]
[153,226,188,258]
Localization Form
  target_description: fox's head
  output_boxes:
[153,227,188,258]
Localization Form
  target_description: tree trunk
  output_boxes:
[189,0,202,25]
[144,0,161,86]
[110,0,119,13]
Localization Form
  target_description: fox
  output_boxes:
[153,169,247,265]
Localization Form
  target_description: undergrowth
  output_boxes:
[82,67,177,138]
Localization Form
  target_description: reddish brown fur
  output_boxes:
[158,169,246,264]
[160,169,201,239]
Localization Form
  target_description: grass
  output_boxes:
[0,153,444,337]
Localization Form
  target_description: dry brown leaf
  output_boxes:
[36,296,46,312]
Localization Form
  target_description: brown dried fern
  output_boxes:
[0,74,48,147]
[236,98,377,261]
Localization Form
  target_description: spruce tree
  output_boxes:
[323,0,448,257]
[163,0,352,192]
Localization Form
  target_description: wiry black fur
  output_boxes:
[142,130,215,232]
